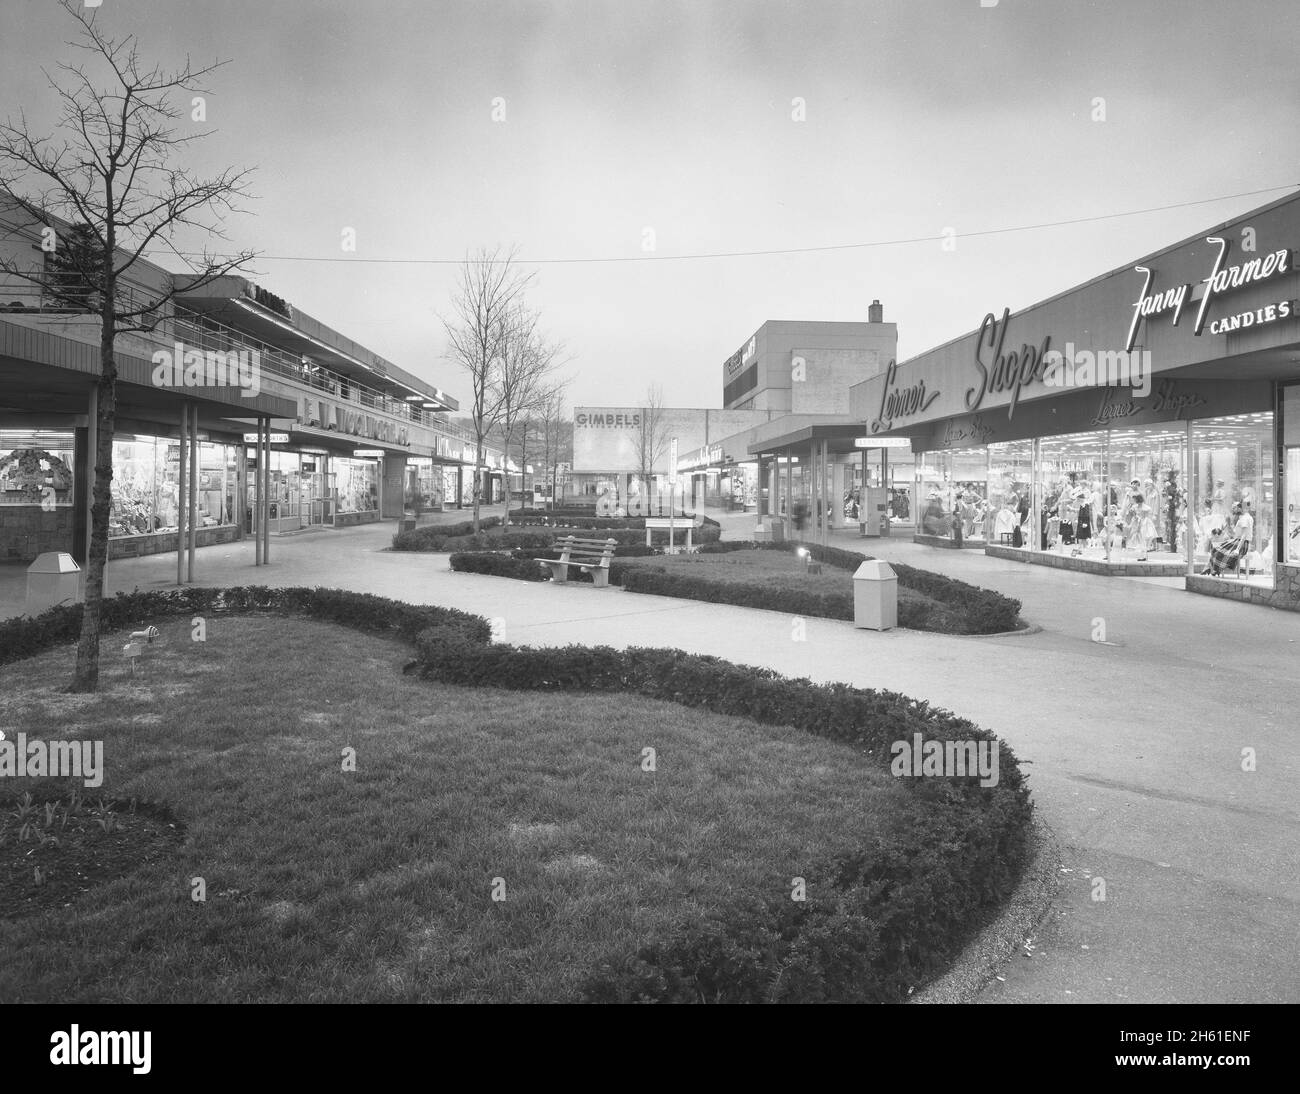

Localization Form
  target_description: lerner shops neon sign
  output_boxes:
[965,308,1054,420]
[1125,237,1292,351]
[869,359,940,433]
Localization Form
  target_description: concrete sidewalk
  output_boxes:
[2,511,1297,1003]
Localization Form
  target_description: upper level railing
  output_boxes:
[0,281,476,444]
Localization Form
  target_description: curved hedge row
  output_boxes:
[2,585,1033,1002]
[413,633,1034,1002]
[0,586,490,669]
[696,540,1023,634]
[391,516,503,551]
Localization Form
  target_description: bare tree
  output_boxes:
[442,246,533,532]
[0,0,255,692]
[496,306,567,525]
[635,383,670,512]
[532,385,571,509]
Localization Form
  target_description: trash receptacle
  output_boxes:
[26,552,82,615]
[879,510,891,537]
[853,559,897,630]
[769,517,785,543]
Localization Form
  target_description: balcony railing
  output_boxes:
[0,285,472,442]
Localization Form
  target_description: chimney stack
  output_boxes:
[868,299,883,323]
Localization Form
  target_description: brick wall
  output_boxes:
[0,505,75,562]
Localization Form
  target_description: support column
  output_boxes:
[261,419,271,565]
[177,403,188,584]
[253,418,262,566]
[1185,418,1194,575]
[822,441,831,544]
[831,450,845,532]
[784,454,792,524]
[1031,436,1042,553]
[812,443,821,544]
[187,402,198,582]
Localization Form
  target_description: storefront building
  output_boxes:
[850,192,1300,609]
[571,406,779,513]
[0,201,503,569]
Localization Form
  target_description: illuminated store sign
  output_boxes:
[1125,237,1292,350]
[299,398,411,446]
[678,443,723,471]
[1206,298,1294,335]
[870,359,940,434]
[965,309,1054,420]
[724,335,758,378]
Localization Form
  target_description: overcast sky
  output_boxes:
[4,0,1297,410]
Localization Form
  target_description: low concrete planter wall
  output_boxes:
[108,524,240,560]
[913,533,987,551]
[1186,567,1300,611]
[983,544,1188,577]
[333,510,379,528]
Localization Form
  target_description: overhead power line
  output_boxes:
[160,183,1298,267]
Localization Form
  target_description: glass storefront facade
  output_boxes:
[917,413,1278,584]
[112,434,238,538]
[335,457,380,515]
[0,430,75,509]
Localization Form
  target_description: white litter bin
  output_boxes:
[853,559,897,630]
[26,552,82,614]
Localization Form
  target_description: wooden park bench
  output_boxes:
[644,515,699,551]
[536,535,618,587]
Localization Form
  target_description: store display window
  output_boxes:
[111,434,237,538]
[1191,412,1275,583]
[336,457,379,514]
[986,440,1032,546]
[1037,431,1111,556]
[0,430,75,508]
[403,458,445,513]
[915,448,988,539]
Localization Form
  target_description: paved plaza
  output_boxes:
[2,509,1296,1004]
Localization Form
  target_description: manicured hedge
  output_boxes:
[448,551,549,581]
[4,583,1033,1003]
[0,586,490,669]
[413,634,1033,1002]
[696,540,1022,634]
[785,541,1022,633]
[504,512,723,544]
[391,516,502,551]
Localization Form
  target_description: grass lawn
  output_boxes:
[0,613,915,1003]
[616,548,966,625]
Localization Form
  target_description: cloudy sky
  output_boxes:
[4,0,1297,409]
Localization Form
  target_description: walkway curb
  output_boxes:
[911,815,1064,1004]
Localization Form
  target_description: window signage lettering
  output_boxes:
[938,414,996,449]
[1091,379,1208,427]
[870,358,940,434]
[966,308,1053,420]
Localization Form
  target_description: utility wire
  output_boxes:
[156,183,1298,267]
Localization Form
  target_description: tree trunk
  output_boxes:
[501,425,512,529]
[70,311,117,692]
[472,438,483,532]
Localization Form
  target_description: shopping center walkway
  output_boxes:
[2,507,1297,1005]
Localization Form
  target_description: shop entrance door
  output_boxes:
[304,471,328,526]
